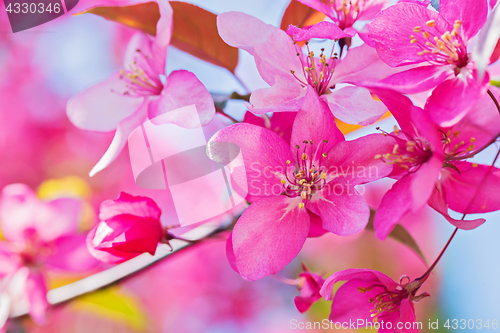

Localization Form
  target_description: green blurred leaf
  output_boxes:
[491,80,500,87]
[366,210,428,265]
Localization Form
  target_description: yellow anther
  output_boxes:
[472,163,478,167]
[281,179,286,185]
[423,31,430,39]
[410,39,417,44]
[470,137,476,142]
[301,191,308,200]
[299,179,306,185]
[286,160,291,165]
[299,203,305,209]
[322,153,327,158]
[302,153,308,160]
[426,20,436,27]
[413,26,421,32]
[374,154,382,160]
[321,172,326,179]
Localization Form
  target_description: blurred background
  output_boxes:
[0,0,499,331]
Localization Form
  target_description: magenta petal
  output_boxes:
[308,181,370,236]
[150,70,215,128]
[399,299,418,333]
[67,72,144,132]
[322,86,388,125]
[427,71,490,127]
[232,196,310,280]
[286,22,351,41]
[226,232,239,273]
[296,0,334,18]
[26,271,48,325]
[307,211,328,238]
[369,2,450,67]
[249,76,305,114]
[428,187,486,230]
[326,134,395,185]
[45,235,99,273]
[441,162,500,214]
[409,155,443,211]
[440,0,487,40]
[99,192,161,221]
[357,0,391,21]
[376,65,451,94]
[294,296,314,313]
[291,88,345,156]
[208,123,293,199]
[89,98,149,177]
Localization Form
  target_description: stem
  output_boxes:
[270,274,300,286]
[216,108,239,123]
[233,74,251,94]
[446,89,500,161]
[418,227,458,282]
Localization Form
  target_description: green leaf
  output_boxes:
[366,210,428,265]
[491,80,500,88]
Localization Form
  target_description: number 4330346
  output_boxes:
[444,319,498,330]
[5,2,61,14]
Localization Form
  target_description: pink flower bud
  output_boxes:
[87,193,163,264]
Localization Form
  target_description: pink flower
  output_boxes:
[368,0,490,126]
[294,268,326,313]
[296,0,391,43]
[368,87,500,239]
[0,184,98,327]
[210,89,395,280]
[320,269,429,332]
[67,0,215,176]
[217,12,405,126]
[243,111,296,145]
[87,192,164,264]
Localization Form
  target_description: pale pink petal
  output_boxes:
[375,65,451,94]
[89,98,149,177]
[151,0,173,74]
[473,2,500,79]
[325,133,395,185]
[427,70,490,127]
[290,88,345,157]
[45,235,99,273]
[441,162,500,214]
[249,76,305,114]
[26,271,48,325]
[322,86,388,125]
[232,196,310,280]
[66,72,144,132]
[99,192,161,221]
[308,180,370,236]
[286,21,351,41]
[296,0,335,19]
[357,0,391,21]
[149,70,215,128]
[428,186,486,230]
[356,25,375,47]
[369,2,451,66]
[217,12,302,85]
[208,123,293,199]
[320,268,398,301]
[440,0,487,40]
[331,44,408,84]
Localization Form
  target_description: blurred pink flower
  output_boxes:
[67,0,215,176]
[217,12,404,125]
[321,268,429,332]
[0,184,98,327]
[368,0,490,126]
[87,192,163,264]
[211,89,394,280]
[294,268,325,313]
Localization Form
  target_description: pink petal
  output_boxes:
[473,2,500,79]
[232,196,310,280]
[226,232,239,273]
[357,0,391,21]
[217,12,302,85]
[325,133,395,185]
[428,186,486,230]
[45,235,99,273]
[320,268,398,301]
[441,162,500,214]
[296,0,335,19]
[294,296,314,313]
[427,71,490,127]
[369,2,451,67]
[89,98,149,176]
[440,0,487,40]
[398,299,418,333]
[208,123,293,199]
[66,72,144,132]
[308,180,370,236]
[409,154,443,212]
[322,86,388,125]
[290,88,345,158]
[356,25,375,47]
[151,0,173,75]
[249,76,305,114]
[331,44,408,85]
[99,192,161,222]
[307,211,328,238]
[26,271,48,325]
[286,21,351,41]
[376,65,451,94]
[149,70,215,128]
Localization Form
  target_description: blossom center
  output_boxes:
[118,49,163,97]
[281,140,329,208]
[375,126,432,171]
[410,20,468,68]
[332,0,365,29]
[440,129,476,159]
[291,43,338,96]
